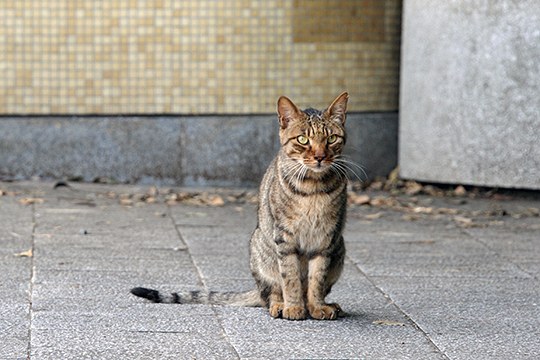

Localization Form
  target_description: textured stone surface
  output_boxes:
[0,113,397,186]
[400,1,540,189]
[0,197,33,358]
[1,181,539,359]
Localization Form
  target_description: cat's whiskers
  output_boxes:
[329,161,347,183]
[281,159,306,186]
[292,161,309,185]
[332,156,367,182]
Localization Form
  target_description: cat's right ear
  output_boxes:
[277,96,301,129]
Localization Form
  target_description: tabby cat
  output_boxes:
[132,92,349,320]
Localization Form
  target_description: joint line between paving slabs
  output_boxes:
[166,205,241,359]
[26,203,37,359]
[347,255,451,360]
[166,205,208,290]
[462,228,537,281]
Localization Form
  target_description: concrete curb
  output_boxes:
[0,113,397,186]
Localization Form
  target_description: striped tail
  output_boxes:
[130,287,263,307]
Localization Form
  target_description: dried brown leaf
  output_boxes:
[423,185,444,197]
[365,212,384,220]
[349,193,371,205]
[19,197,44,205]
[370,196,397,207]
[454,216,485,228]
[206,195,225,207]
[14,248,33,258]
[147,186,158,197]
[436,207,459,215]
[404,181,423,195]
[368,180,384,191]
[119,198,133,206]
[454,185,467,197]
[387,166,400,184]
[526,208,540,217]
[145,196,156,204]
[454,215,473,225]
[412,206,433,214]
[402,214,420,221]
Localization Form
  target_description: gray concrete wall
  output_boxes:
[0,113,397,187]
[400,0,540,189]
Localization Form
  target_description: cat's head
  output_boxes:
[277,92,348,174]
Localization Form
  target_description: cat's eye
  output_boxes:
[327,134,338,144]
[297,135,309,145]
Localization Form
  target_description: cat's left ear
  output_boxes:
[325,92,349,125]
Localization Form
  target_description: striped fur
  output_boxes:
[132,92,350,320]
[130,287,262,306]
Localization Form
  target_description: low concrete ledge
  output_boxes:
[0,113,397,187]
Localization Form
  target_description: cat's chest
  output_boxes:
[286,195,339,252]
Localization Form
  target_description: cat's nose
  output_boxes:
[314,154,326,163]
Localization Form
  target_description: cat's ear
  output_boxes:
[277,96,302,129]
[325,92,349,125]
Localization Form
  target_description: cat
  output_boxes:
[132,92,349,320]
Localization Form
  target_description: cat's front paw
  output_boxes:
[269,302,284,318]
[308,303,342,320]
[282,305,307,320]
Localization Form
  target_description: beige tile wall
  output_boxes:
[0,0,401,115]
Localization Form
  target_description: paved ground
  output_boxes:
[0,181,539,359]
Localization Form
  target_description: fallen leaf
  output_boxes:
[19,197,44,205]
[454,216,485,228]
[387,166,400,184]
[370,196,398,208]
[404,181,423,195]
[526,208,540,217]
[145,196,156,204]
[106,191,117,199]
[436,207,459,215]
[165,193,179,202]
[373,319,406,327]
[368,180,384,191]
[132,193,147,202]
[349,193,371,205]
[14,248,33,258]
[119,198,133,206]
[365,212,384,220]
[147,186,158,197]
[412,206,433,214]
[454,185,467,197]
[207,195,225,207]
[402,214,420,221]
[454,216,473,226]
[422,185,444,197]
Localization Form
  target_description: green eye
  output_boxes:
[297,135,309,145]
[328,134,338,144]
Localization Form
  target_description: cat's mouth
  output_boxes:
[304,160,332,172]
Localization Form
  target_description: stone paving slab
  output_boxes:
[0,181,539,359]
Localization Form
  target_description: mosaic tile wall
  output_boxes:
[0,0,401,115]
